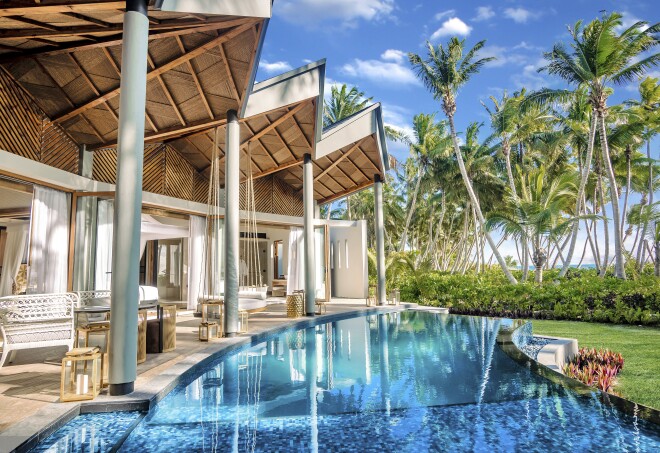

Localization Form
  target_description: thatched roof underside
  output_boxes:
[0,1,385,204]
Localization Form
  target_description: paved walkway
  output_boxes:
[0,299,385,452]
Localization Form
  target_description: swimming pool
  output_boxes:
[32,312,660,451]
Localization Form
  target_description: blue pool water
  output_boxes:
[32,312,660,452]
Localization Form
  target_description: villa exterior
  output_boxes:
[0,0,388,395]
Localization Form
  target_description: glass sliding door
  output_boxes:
[315,225,330,301]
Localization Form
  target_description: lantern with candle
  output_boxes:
[199,321,218,341]
[60,347,102,402]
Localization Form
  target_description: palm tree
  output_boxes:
[626,76,660,269]
[409,38,518,284]
[534,12,660,279]
[488,167,580,283]
[323,84,373,219]
[396,114,452,251]
[323,84,372,127]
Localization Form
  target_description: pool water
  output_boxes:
[33,312,660,452]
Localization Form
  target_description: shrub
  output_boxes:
[563,348,624,393]
[399,269,660,325]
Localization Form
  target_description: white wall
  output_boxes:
[328,220,368,299]
[255,225,290,289]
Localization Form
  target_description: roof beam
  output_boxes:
[314,140,362,182]
[8,15,60,31]
[319,181,374,205]
[0,18,254,63]
[0,2,126,17]
[241,159,303,183]
[147,52,186,126]
[175,36,213,119]
[60,12,113,28]
[54,22,254,124]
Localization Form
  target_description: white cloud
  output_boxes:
[342,57,420,86]
[513,41,544,51]
[434,9,456,21]
[259,60,293,74]
[511,58,551,90]
[479,45,529,68]
[430,17,472,40]
[504,7,539,24]
[381,49,407,64]
[381,104,414,160]
[276,0,394,27]
[473,6,495,22]
[615,11,649,33]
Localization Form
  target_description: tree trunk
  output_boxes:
[621,145,632,240]
[399,167,422,251]
[637,138,654,269]
[559,112,597,277]
[448,114,518,284]
[655,240,660,277]
[598,115,625,278]
[597,177,610,277]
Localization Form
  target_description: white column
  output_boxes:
[303,153,316,315]
[108,0,149,396]
[224,110,240,336]
[374,175,386,305]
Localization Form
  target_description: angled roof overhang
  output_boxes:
[169,60,326,184]
[156,0,272,18]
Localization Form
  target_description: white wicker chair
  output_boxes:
[0,293,77,367]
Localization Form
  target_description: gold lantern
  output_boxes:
[60,347,102,402]
[199,322,219,341]
[238,310,249,333]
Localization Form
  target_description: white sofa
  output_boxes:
[0,293,77,367]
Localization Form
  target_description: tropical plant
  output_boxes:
[532,12,660,279]
[409,37,519,284]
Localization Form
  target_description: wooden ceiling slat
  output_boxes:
[319,180,374,205]
[54,22,254,124]
[7,15,60,31]
[0,2,126,17]
[175,36,213,120]
[314,140,363,182]
[147,52,186,126]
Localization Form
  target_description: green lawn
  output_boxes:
[531,320,660,410]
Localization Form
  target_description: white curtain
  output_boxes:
[286,227,304,295]
[0,223,29,296]
[95,199,114,291]
[27,186,70,294]
[187,215,207,310]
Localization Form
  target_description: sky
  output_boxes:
[254,0,659,264]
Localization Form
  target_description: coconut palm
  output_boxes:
[409,38,518,284]
[533,12,660,279]
[626,76,660,268]
[323,84,372,127]
[397,114,452,251]
[488,167,580,283]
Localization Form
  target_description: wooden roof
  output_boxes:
[0,1,388,205]
[0,1,264,149]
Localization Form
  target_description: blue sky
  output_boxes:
[255,1,658,264]
[256,0,659,162]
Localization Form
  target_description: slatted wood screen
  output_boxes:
[238,175,303,217]
[0,70,79,174]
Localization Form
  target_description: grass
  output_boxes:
[531,320,660,410]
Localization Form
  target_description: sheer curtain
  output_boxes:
[0,223,29,296]
[27,186,70,294]
[187,215,207,310]
[286,227,304,295]
[95,199,114,290]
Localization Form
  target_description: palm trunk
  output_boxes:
[637,138,654,269]
[448,114,517,284]
[597,177,610,277]
[559,112,597,277]
[399,167,422,251]
[326,201,332,220]
[655,239,660,277]
[598,114,625,279]
[522,240,529,282]
[620,146,632,239]
[504,143,517,197]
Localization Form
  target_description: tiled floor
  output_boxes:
[0,298,377,443]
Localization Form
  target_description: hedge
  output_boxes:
[399,269,660,326]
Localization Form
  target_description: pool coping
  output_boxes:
[2,306,399,453]
[497,320,660,426]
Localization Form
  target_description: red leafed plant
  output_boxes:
[563,348,624,393]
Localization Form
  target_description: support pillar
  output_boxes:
[224,110,240,336]
[108,0,149,396]
[303,153,316,316]
[374,175,386,305]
